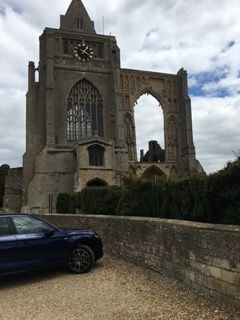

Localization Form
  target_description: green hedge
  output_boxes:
[79,186,122,214]
[56,159,240,225]
[117,180,167,217]
[204,160,240,224]
[56,193,72,214]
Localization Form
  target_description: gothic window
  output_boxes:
[88,145,105,166]
[67,79,104,141]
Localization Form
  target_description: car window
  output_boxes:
[0,217,12,235]
[12,216,51,234]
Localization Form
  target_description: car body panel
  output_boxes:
[0,214,103,275]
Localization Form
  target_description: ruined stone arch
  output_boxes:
[141,165,166,181]
[86,178,107,187]
[120,70,186,164]
[135,87,166,111]
[133,87,166,162]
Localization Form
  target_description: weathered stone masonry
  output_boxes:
[38,214,240,307]
[3,0,204,213]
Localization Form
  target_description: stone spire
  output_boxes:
[60,0,96,34]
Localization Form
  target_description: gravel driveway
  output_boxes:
[0,256,239,320]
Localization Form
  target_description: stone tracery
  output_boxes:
[66,79,103,141]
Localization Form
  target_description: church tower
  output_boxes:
[20,0,203,213]
[22,0,128,212]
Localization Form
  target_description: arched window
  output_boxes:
[88,144,105,166]
[67,80,104,141]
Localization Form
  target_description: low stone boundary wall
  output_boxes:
[38,214,240,307]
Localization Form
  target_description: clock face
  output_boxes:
[74,42,94,62]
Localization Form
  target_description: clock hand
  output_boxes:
[81,48,87,54]
[82,50,91,57]
[81,47,90,54]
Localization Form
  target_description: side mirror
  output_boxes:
[45,227,55,238]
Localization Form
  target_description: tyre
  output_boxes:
[68,245,94,274]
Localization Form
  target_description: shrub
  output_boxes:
[80,186,122,214]
[56,193,72,213]
[204,159,240,224]
[55,159,240,225]
[118,180,167,218]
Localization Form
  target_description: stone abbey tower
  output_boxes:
[7,0,203,213]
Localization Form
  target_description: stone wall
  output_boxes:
[3,168,22,212]
[38,214,240,307]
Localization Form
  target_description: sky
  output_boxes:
[0,0,240,174]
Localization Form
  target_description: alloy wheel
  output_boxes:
[68,247,93,273]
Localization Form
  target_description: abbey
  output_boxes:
[4,0,203,213]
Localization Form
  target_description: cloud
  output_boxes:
[0,0,240,174]
[191,96,240,172]
[0,88,25,167]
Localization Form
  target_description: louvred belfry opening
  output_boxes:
[67,79,104,141]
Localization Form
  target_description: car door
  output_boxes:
[0,216,20,273]
[11,215,70,269]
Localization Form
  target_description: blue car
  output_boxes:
[0,214,103,275]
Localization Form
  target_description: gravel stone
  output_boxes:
[0,256,239,320]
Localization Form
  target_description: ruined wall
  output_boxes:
[38,214,240,307]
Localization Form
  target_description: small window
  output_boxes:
[0,217,11,235]
[88,145,104,166]
[12,216,51,234]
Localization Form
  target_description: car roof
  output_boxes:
[0,213,33,218]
